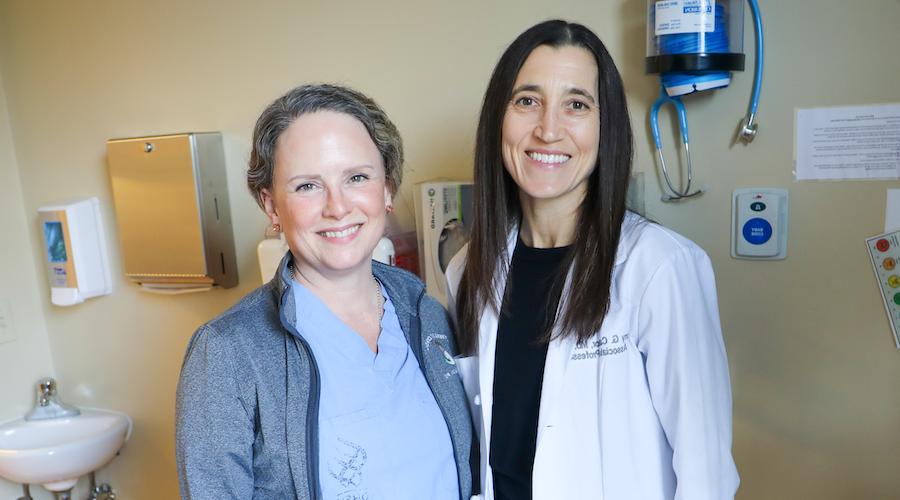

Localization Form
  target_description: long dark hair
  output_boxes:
[456,20,633,355]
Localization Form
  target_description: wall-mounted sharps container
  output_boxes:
[645,0,745,97]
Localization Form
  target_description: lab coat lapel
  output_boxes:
[535,269,578,449]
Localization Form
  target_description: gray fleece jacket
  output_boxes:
[175,254,473,499]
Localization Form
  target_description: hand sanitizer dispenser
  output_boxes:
[38,197,112,306]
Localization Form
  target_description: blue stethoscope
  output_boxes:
[650,0,764,201]
[650,87,696,201]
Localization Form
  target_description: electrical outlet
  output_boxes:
[0,299,17,345]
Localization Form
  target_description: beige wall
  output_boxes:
[0,58,57,498]
[0,0,897,498]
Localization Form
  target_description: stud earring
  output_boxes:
[272,223,281,233]
[386,205,394,214]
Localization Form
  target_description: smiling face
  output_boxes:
[501,44,600,214]
[260,111,391,281]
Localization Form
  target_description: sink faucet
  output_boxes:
[24,378,81,421]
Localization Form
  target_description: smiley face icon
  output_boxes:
[889,275,900,288]
[884,258,896,271]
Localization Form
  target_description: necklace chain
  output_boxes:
[373,275,384,322]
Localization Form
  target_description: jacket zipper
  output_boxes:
[299,336,321,500]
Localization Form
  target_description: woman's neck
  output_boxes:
[292,262,375,303]
[518,194,580,248]
[291,259,383,352]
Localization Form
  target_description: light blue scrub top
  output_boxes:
[292,279,459,500]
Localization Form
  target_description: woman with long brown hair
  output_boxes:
[447,20,739,500]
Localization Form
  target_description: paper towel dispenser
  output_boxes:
[106,132,238,290]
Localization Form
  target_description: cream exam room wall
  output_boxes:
[0,56,59,499]
[0,0,898,499]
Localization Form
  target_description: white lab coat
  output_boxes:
[446,212,739,500]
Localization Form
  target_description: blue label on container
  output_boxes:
[742,218,773,245]
[683,0,712,13]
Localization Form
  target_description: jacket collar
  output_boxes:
[273,249,293,297]
[372,260,423,320]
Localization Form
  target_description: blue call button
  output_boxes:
[742,218,772,245]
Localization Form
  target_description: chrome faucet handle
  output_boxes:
[39,377,57,394]
[37,378,57,406]
[25,377,80,421]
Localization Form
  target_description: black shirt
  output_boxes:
[490,238,569,500]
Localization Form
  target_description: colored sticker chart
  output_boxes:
[866,229,900,348]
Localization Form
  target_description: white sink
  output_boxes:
[0,409,132,491]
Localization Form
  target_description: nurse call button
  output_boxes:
[876,238,890,252]
[742,218,772,245]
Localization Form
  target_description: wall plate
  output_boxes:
[731,188,789,260]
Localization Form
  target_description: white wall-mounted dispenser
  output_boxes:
[414,181,474,306]
[257,228,289,285]
[38,197,112,306]
[106,133,238,292]
[372,237,395,266]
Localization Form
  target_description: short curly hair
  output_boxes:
[247,83,404,208]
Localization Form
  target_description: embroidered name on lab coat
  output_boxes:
[571,334,629,360]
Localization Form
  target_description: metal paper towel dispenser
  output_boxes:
[106,132,238,289]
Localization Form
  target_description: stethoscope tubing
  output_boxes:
[651,85,701,201]
[739,0,764,142]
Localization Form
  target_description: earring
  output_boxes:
[272,223,281,233]
[386,205,394,214]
